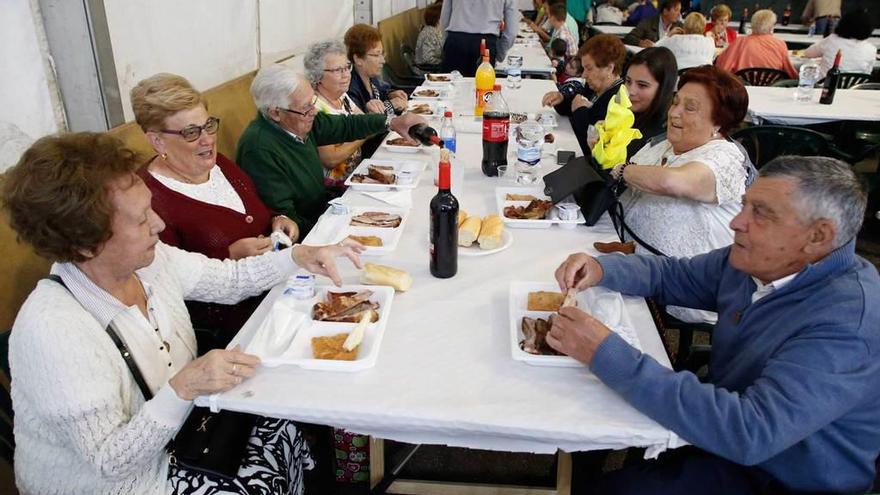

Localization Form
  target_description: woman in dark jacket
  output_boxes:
[622,46,678,158]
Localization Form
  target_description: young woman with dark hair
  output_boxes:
[623,46,678,158]
[803,9,877,79]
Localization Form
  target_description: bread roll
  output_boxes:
[457,210,468,226]
[458,216,482,247]
[478,214,504,250]
[361,262,413,292]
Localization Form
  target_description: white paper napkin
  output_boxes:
[362,190,413,208]
[246,297,308,359]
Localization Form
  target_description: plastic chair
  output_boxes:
[770,78,800,88]
[817,72,872,90]
[735,67,790,86]
[731,125,833,168]
[851,82,880,91]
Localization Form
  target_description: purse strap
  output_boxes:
[46,274,155,401]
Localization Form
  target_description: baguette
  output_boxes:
[457,210,468,227]
[477,214,504,250]
[361,262,413,292]
[458,216,482,247]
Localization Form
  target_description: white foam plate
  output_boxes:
[262,284,395,372]
[344,157,427,191]
[424,74,454,85]
[458,229,513,257]
[411,85,453,100]
[380,132,426,154]
[407,100,439,117]
[495,187,585,229]
[302,206,409,256]
[509,282,641,367]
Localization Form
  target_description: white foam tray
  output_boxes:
[303,206,409,256]
[344,157,427,190]
[509,282,641,367]
[495,187,585,229]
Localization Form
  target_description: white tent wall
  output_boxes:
[1,0,64,171]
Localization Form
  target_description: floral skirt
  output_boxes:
[167,417,314,495]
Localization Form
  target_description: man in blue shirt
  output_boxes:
[552,156,880,494]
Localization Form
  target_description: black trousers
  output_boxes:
[586,447,791,495]
[442,31,498,77]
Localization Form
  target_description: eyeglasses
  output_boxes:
[365,51,385,59]
[324,62,353,74]
[277,95,319,117]
[159,117,220,142]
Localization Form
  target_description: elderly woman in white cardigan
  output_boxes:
[2,133,363,494]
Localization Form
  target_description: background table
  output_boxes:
[197,78,683,493]
[746,86,880,125]
[777,32,880,48]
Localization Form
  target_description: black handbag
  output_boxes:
[543,154,621,226]
[47,275,258,480]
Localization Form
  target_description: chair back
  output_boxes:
[770,78,800,88]
[819,72,872,90]
[735,68,789,86]
[731,125,832,168]
[851,82,880,91]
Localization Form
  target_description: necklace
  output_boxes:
[135,276,170,353]
[317,87,344,110]
[157,155,202,184]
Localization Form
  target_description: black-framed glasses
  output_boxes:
[324,62,353,75]
[277,95,318,117]
[159,117,220,142]
[365,51,385,59]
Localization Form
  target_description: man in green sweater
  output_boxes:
[237,63,425,236]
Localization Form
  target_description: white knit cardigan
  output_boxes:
[10,243,295,494]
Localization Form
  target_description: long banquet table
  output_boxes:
[746,86,880,125]
[197,78,683,493]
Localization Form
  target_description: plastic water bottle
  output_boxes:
[514,121,544,185]
[283,273,317,312]
[439,111,457,155]
[506,54,523,89]
[796,60,820,102]
[808,23,816,37]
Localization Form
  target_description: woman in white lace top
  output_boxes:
[3,133,363,494]
[611,66,750,323]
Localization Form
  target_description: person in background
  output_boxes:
[549,38,569,82]
[525,0,580,51]
[704,3,737,49]
[803,9,877,79]
[344,24,408,117]
[557,54,584,84]
[595,0,626,25]
[533,0,549,27]
[623,0,684,48]
[236,64,426,236]
[4,132,362,494]
[567,0,591,41]
[715,9,798,79]
[414,3,444,70]
[440,0,519,76]
[541,34,627,156]
[547,3,579,57]
[304,40,370,193]
[657,12,717,69]
[609,66,750,324]
[624,0,658,27]
[802,0,843,36]
[552,155,879,495]
[131,73,299,346]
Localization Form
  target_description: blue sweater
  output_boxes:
[592,240,880,493]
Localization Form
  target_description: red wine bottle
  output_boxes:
[430,149,459,278]
[819,50,842,105]
[738,8,748,34]
[782,3,791,25]
[409,123,442,146]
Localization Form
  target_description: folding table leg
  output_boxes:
[370,437,421,495]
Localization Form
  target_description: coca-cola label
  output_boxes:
[482,118,509,142]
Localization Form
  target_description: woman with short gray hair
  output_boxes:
[305,39,367,188]
[715,9,798,78]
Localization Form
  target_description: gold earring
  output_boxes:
[161,153,168,160]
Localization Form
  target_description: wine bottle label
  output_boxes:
[483,119,510,142]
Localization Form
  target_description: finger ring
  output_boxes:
[231,364,238,375]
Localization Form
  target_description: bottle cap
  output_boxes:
[493,83,502,91]
[444,110,453,118]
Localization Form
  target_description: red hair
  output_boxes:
[678,66,748,136]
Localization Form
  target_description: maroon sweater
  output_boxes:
[140,153,276,345]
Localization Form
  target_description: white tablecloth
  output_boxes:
[777,32,880,48]
[592,25,631,37]
[746,86,880,125]
[197,78,685,457]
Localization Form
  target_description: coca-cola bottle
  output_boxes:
[481,84,510,177]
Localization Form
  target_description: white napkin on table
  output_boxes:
[362,190,413,208]
[245,297,308,359]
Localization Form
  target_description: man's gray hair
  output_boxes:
[750,9,777,34]
[251,64,304,117]
[303,40,348,86]
[761,156,867,248]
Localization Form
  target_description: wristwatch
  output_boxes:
[384,113,395,131]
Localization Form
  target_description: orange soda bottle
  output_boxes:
[474,41,496,116]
